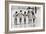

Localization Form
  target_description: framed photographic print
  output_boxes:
[5,0,45,33]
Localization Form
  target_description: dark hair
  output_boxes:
[27,7,31,9]
[24,11,26,14]
[20,10,22,12]
[27,7,34,10]
[16,11,17,13]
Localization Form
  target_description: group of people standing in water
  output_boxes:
[13,7,37,25]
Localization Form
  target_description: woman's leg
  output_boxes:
[33,18,35,23]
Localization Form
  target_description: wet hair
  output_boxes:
[27,7,31,9]
[20,10,22,12]
[16,11,17,13]
[24,11,26,14]
[27,7,34,9]
[15,11,18,16]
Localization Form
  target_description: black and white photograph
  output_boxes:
[7,2,45,32]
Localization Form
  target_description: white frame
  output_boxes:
[9,3,43,31]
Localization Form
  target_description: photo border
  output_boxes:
[5,1,45,34]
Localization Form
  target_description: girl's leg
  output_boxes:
[33,18,35,23]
